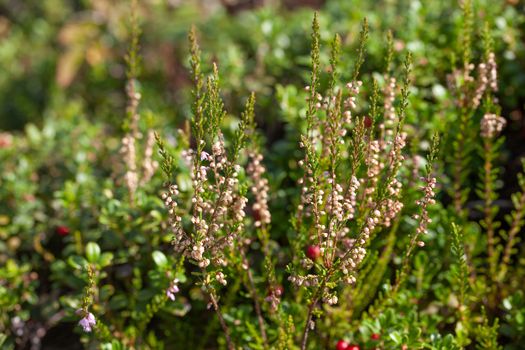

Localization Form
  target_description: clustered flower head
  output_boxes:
[382,77,397,130]
[141,130,159,185]
[121,134,139,195]
[215,271,227,286]
[76,309,96,333]
[480,113,506,139]
[265,285,283,312]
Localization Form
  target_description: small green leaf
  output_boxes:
[109,294,128,310]
[99,252,114,268]
[68,255,88,270]
[100,285,115,301]
[389,331,402,345]
[86,242,101,263]
[152,250,168,269]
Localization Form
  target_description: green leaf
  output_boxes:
[68,255,88,270]
[109,294,128,310]
[99,252,114,268]
[86,242,101,263]
[389,331,402,345]
[152,250,168,269]
[100,285,115,301]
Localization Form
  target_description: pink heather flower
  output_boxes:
[76,309,96,332]
[166,278,180,301]
[200,151,211,161]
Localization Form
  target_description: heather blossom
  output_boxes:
[166,278,180,301]
[76,309,96,333]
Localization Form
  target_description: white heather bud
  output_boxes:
[480,113,506,138]
[216,272,227,286]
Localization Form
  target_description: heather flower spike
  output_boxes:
[120,0,158,203]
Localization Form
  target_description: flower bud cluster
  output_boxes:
[487,52,498,92]
[383,77,397,129]
[345,81,362,110]
[166,278,180,301]
[164,134,247,287]
[343,176,360,220]
[294,76,412,293]
[447,52,498,109]
[339,209,380,279]
[480,113,506,139]
[163,184,184,249]
[141,130,159,185]
[363,140,382,204]
[288,274,320,287]
[247,151,271,228]
[322,291,338,306]
[414,177,437,240]
[121,134,138,196]
[472,53,498,108]
[380,133,407,227]
[265,286,283,312]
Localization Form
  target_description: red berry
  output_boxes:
[306,245,321,260]
[371,333,380,341]
[347,345,360,350]
[56,226,70,236]
[364,116,373,128]
[336,340,348,350]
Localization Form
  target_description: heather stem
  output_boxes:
[209,292,235,350]
[241,251,268,348]
[300,296,318,350]
[300,278,328,350]
[482,138,496,280]
[500,190,525,282]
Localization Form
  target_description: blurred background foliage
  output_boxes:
[1,0,524,132]
[2,0,524,196]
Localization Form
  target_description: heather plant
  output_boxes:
[148,13,442,349]
[285,16,441,349]
[437,1,525,347]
